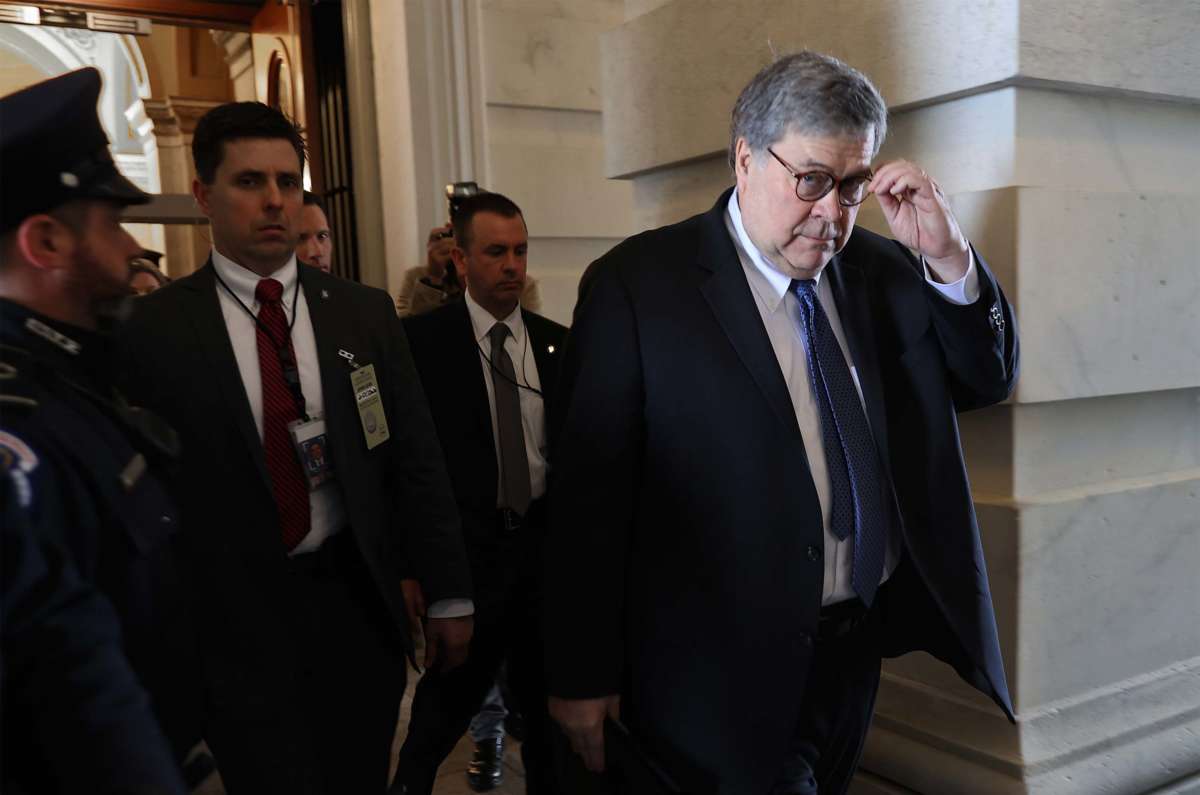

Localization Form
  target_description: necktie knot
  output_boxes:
[488,322,511,349]
[791,278,818,305]
[255,278,284,304]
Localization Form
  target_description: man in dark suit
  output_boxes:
[545,51,1019,795]
[395,192,567,794]
[118,102,474,793]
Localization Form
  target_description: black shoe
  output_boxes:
[467,737,505,792]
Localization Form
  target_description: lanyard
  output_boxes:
[213,269,310,421]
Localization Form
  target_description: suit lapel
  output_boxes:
[825,251,894,482]
[697,192,801,439]
[454,300,496,441]
[181,261,271,491]
[299,267,361,477]
[526,316,558,407]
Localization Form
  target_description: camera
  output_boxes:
[438,182,481,288]
[446,181,480,223]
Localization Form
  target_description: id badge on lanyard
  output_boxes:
[288,414,335,490]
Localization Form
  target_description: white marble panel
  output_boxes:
[481,6,608,111]
[602,0,1020,177]
[1013,478,1200,708]
[483,0,623,25]
[485,107,634,240]
[1013,189,1200,403]
[531,268,584,326]
[883,87,1200,197]
[1006,391,1200,498]
[527,235,622,323]
[629,155,732,231]
[865,655,1200,793]
[1012,88,1200,195]
[623,0,674,21]
[880,89,1018,196]
[1018,0,1200,103]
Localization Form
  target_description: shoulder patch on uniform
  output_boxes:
[0,430,39,474]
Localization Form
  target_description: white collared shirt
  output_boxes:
[464,289,548,505]
[726,192,978,605]
[210,249,345,555]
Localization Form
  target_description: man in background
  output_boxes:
[395,210,541,316]
[298,190,333,273]
[395,192,566,794]
[130,249,170,294]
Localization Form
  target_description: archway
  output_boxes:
[0,24,165,255]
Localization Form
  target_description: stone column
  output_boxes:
[601,2,1200,793]
[143,97,197,277]
[143,97,223,276]
[211,30,255,103]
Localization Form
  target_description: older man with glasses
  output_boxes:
[544,50,1018,795]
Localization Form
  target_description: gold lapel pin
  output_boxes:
[547,345,556,354]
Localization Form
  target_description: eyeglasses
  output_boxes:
[766,148,873,207]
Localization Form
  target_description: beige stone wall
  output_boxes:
[473,0,633,322]
[347,0,633,321]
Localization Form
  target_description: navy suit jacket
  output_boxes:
[544,188,1018,794]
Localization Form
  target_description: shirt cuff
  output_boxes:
[426,598,474,619]
[923,247,980,305]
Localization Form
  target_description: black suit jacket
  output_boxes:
[403,299,566,617]
[118,261,471,785]
[544,189,1019,794]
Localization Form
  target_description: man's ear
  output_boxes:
[734,137,754,179]
[15,214,76,272]
[450,246,468,280]
[192,177,212,217]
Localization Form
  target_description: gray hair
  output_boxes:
[728,51,888,170]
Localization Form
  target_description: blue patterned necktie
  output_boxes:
[791,279,888,607]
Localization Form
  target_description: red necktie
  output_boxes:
[255,278,311,551]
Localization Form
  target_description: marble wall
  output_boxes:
[473,0,634,323]
[350,0,633,323]
[599,1,1200,793]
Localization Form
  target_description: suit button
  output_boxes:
[806,545,822,562]
[160,515,172,524]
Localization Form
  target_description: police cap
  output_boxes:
[0,67,149,235]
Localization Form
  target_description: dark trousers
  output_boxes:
[395,517,553,795]
[769,602,883,795]
[213,531,406,794]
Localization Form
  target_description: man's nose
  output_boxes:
[810,186,842,219]
[264,181,283,208]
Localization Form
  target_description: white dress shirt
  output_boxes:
[212,250,474,620]
[725,192,979,605]
[211,250,346,556]
[464,289,548,505]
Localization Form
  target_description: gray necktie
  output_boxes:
[488,322,531,515]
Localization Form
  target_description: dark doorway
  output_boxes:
[306,0,359,282]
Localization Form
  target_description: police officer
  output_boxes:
[0,68,211,791]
